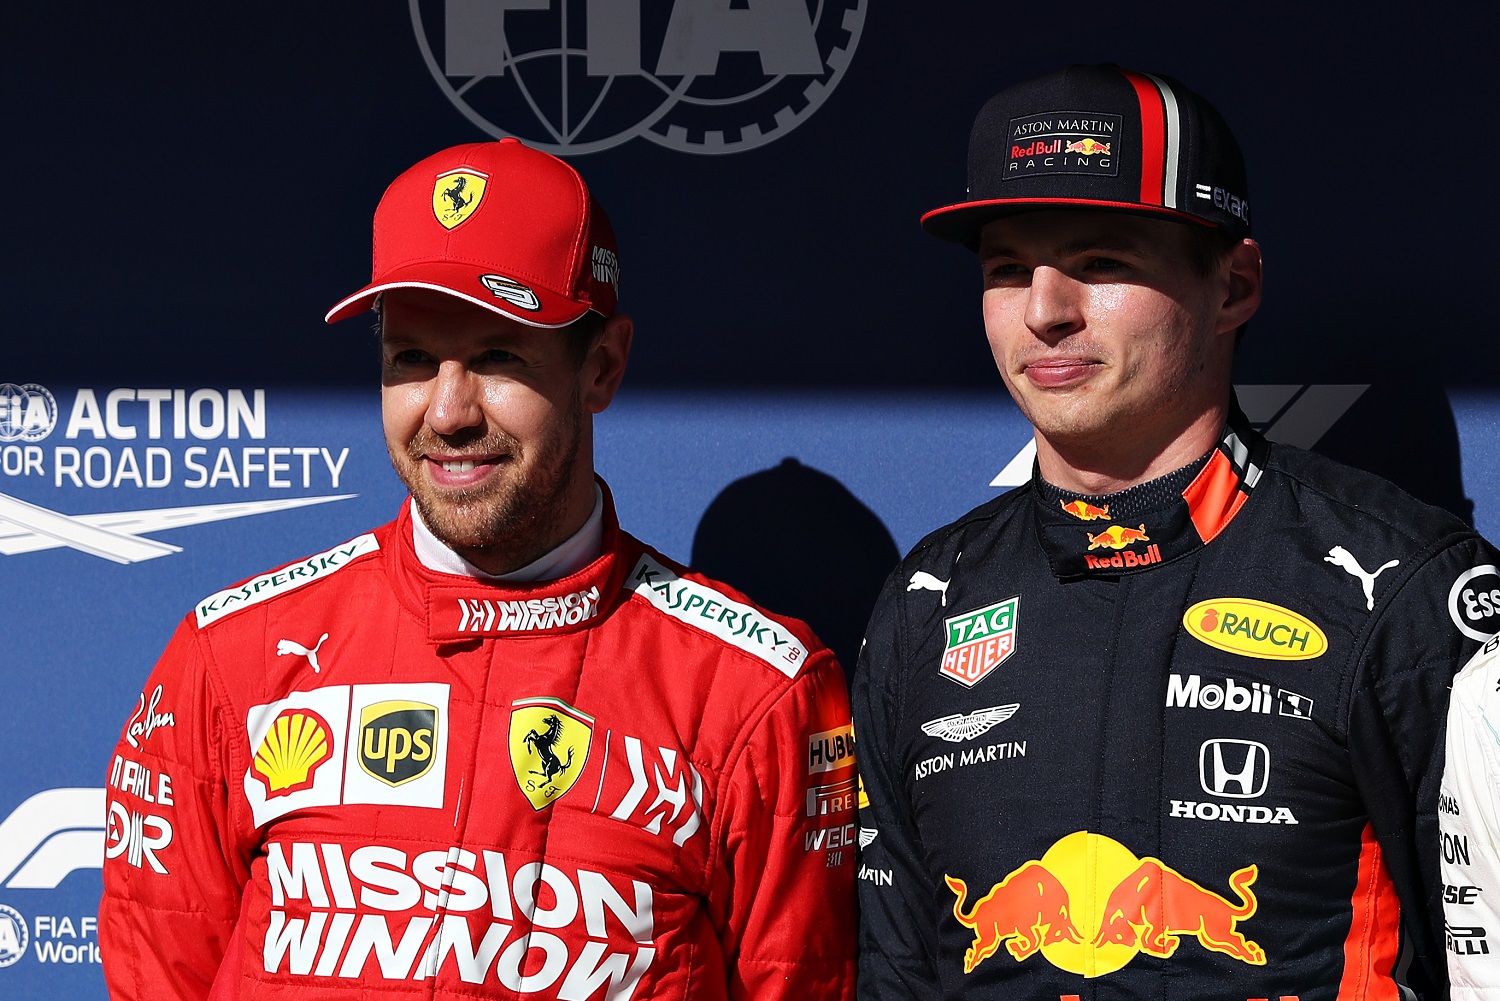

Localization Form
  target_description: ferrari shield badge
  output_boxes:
[509,697,593,810]
[432,169,487,229]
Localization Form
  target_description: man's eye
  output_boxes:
[388,349,431,367]
[1086,257,1129,273]
[477,349,520,365]
[983,262,1028,284]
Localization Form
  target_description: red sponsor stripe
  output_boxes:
[1337,823,1401,1001]
[1118,68,1167,206]
[1182,450,1249,544]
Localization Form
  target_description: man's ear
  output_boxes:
[1216,238,1263,336]
[582,313,634,414]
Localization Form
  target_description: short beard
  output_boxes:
[392,395,584,573]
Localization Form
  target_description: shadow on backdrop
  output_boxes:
[1311,380,1474,528]
[691,458,899,676]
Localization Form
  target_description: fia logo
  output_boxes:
[410,0,866,154]
[0,904,27,968]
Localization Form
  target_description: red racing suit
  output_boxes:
[100,494,857,1000]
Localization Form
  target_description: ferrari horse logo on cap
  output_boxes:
[432,169,487,229]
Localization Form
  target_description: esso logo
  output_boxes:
[410,0,866,154]
[1450,565,1500,642]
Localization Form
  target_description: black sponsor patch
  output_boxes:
[1004,112,1122,180]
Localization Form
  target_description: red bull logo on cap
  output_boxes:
[946,831,1265,977]
[1064,137,1111,155]
[939,596,1020,688]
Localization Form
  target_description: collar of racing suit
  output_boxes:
[388,476,638,643]
[1033,401,1268,579]
[410,482,605,582]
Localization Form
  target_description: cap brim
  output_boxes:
[324,261,592,328]
[921,197,1220,248]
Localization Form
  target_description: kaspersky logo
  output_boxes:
[945,831,1265,977]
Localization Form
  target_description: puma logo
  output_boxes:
[907,571,951,606]
[1324,546,1399,611]
[276,633,329,673]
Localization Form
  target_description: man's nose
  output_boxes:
[1025,266,1086,341]
[426,361,483,434]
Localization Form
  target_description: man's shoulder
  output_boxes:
[618,534,831,683]
[188,519,396,633]
[899,484,1032,573]
[1263,442,1474,546]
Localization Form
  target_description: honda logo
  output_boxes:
[1199,739,1269,799]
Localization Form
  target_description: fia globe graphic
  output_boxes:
[411,0,866,154]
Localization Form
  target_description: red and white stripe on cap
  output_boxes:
[1118,68,1185,212]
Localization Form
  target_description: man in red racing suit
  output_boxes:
[98,139,857,1000]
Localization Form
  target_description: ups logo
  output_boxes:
[359,700,438,786]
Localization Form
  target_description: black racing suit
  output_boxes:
[854,409,1499,1001]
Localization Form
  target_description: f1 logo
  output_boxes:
[1199,739,1269,799]
[0,788,105,889]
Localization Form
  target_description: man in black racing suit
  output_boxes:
[853,63,1500,1001]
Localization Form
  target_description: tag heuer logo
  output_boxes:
[940,597,1019,688]
[358,700,438,787]
[432,169,487,229]
[509,697,593,810]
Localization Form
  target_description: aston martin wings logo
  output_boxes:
[920,704,1020,743]
[0,491,355,563]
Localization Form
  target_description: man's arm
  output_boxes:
[852,576,942,1000]
[1349,535,1500,996]
[715,649,857,1000]
[99,617,249,1001]
[1442,634,1500,998]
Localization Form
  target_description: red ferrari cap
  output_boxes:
[326,138,620,327]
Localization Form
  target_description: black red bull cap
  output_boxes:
[922,64,1252,247]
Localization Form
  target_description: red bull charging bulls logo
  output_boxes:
[946,831,1265,976]
[1060,499,1110,521]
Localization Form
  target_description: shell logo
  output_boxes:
[1183,598,1327,661]
[252,708,333,798]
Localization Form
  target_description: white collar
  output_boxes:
[410,484,605,582]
